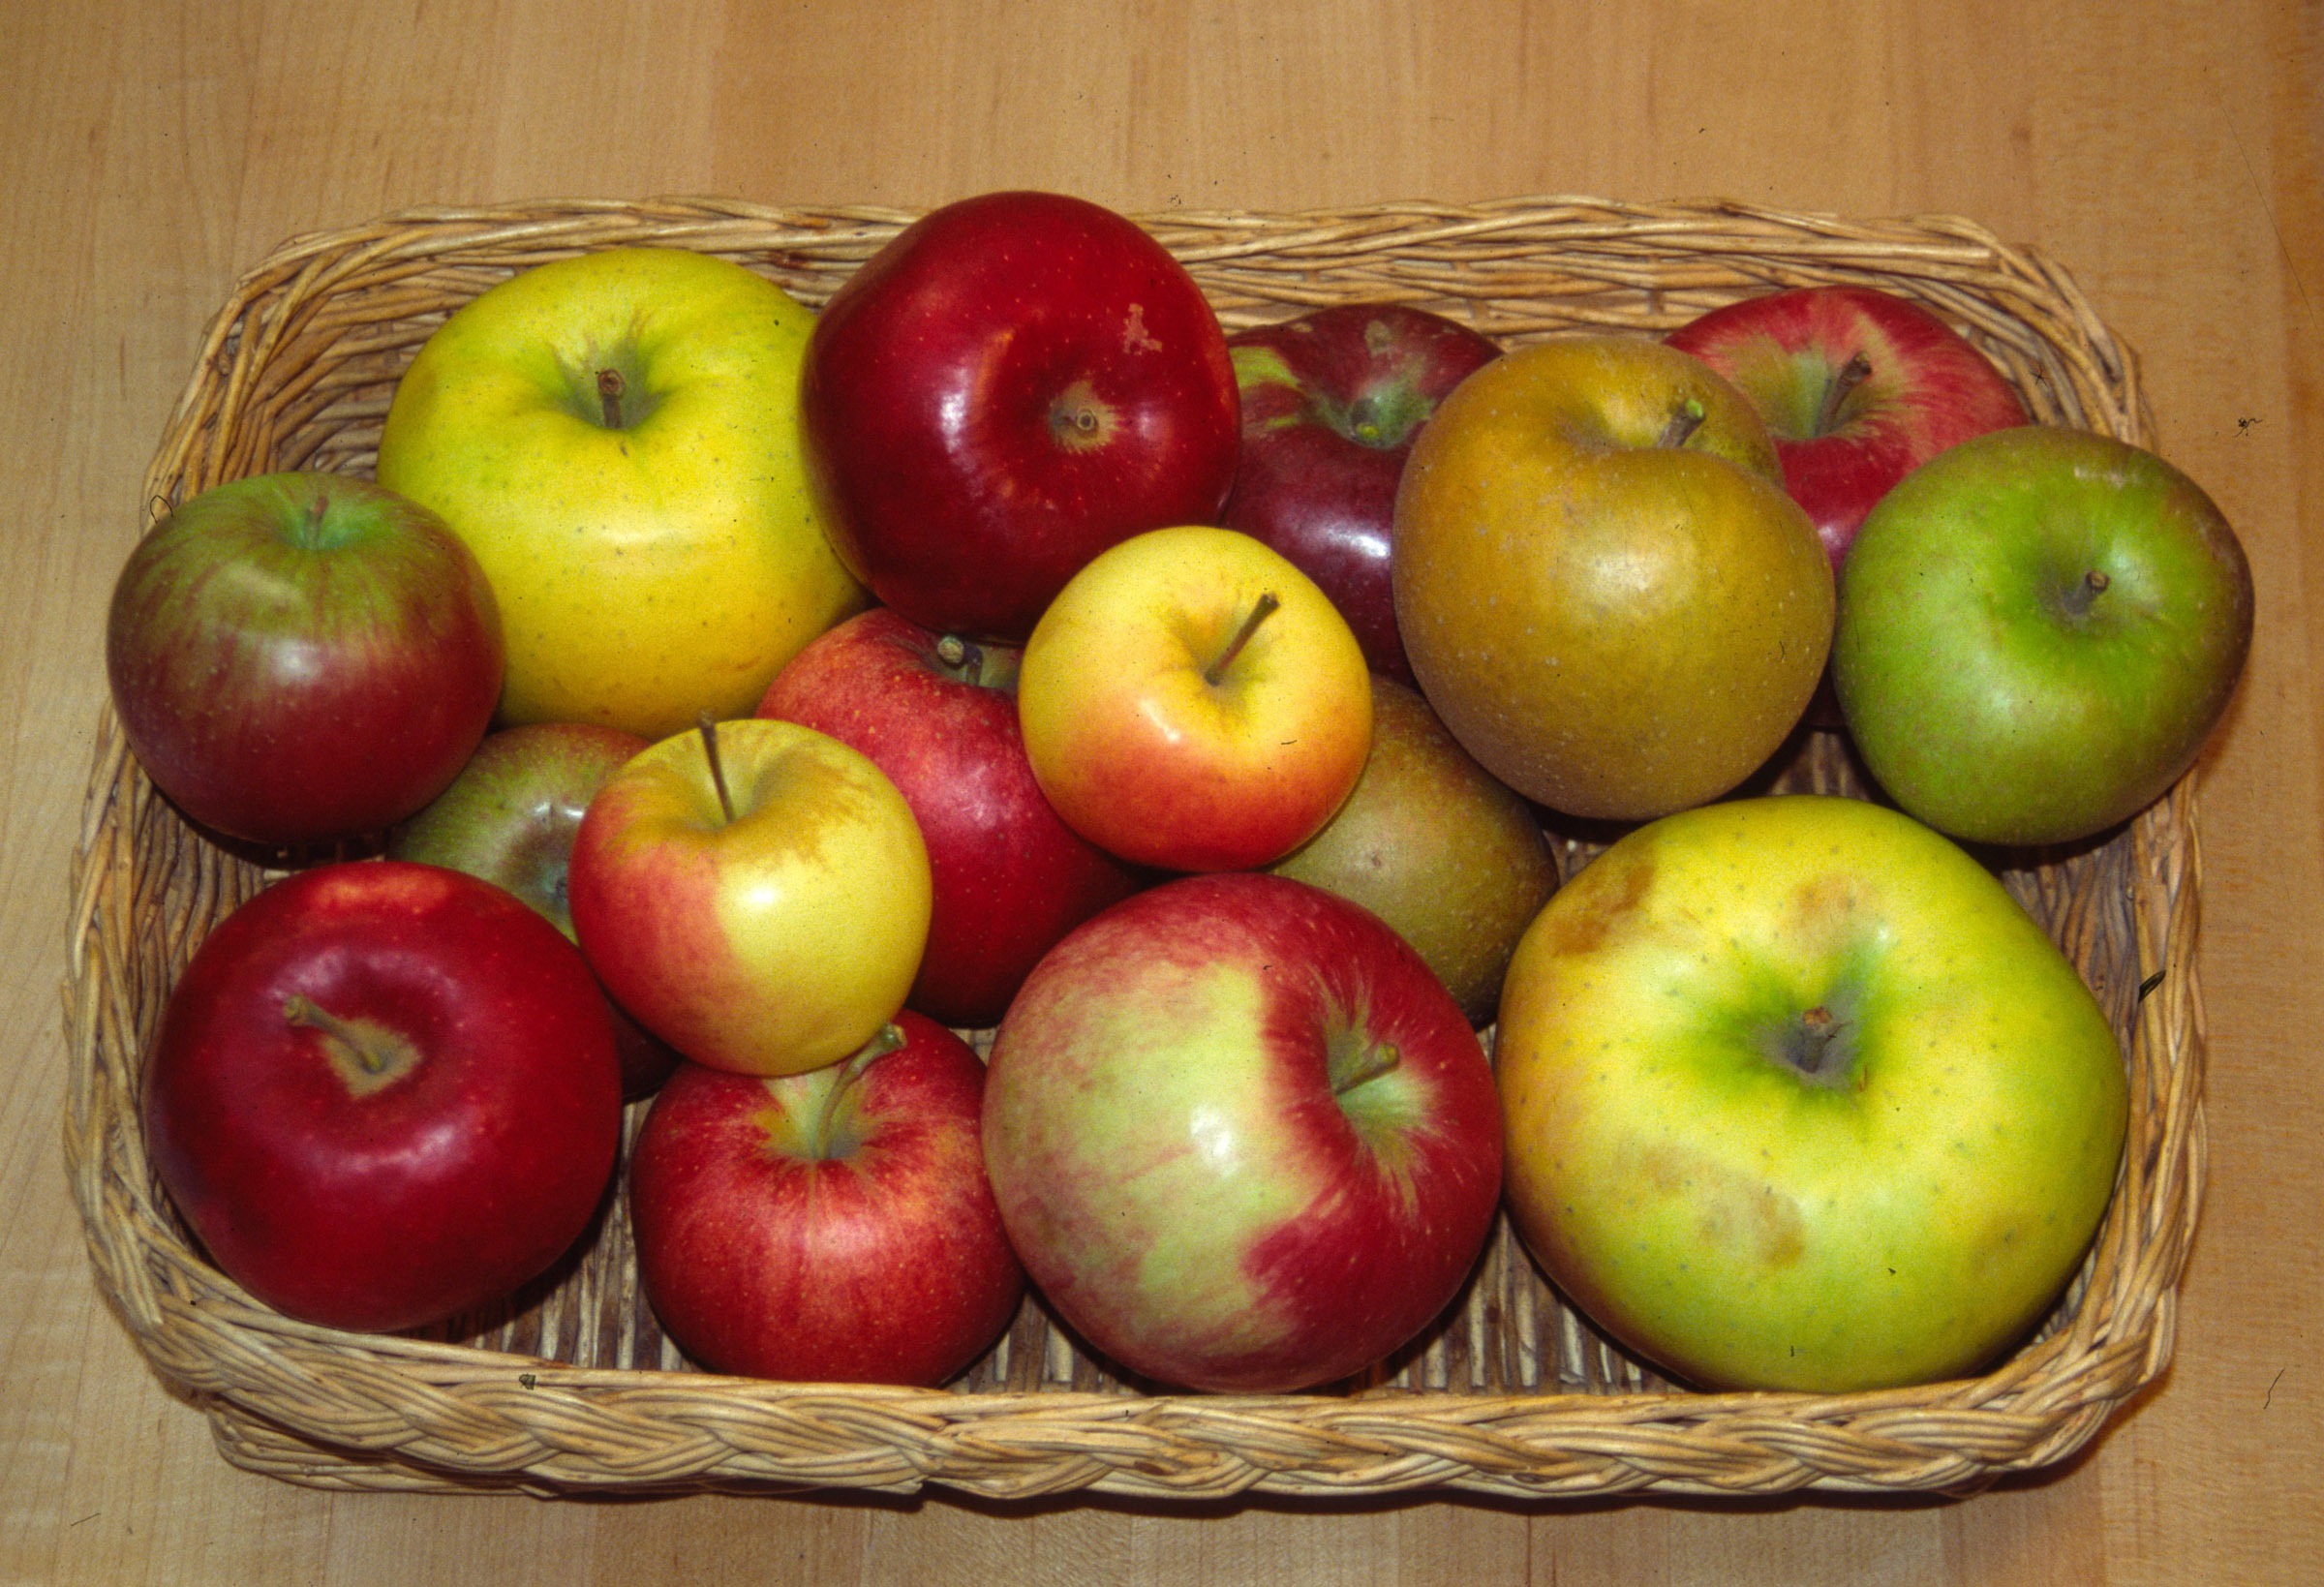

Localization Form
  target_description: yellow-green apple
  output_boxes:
[756,609,1143,1029]
[142,861,624,1333]
[566,718,931,1077]
[629,1013,1024,1386]
[800,191,1239,641]
[388,722,680,1096]
[1666,286,2030,567]
[1267,675,1556,1023]
[1220,304,1502,684]
[1496,795,2128,1393]
[376,247,865,741]
[983,872,1503,1392]
[105,472,503,848]
[1834,427,2254,846]
[1018,525,1372,872]
[1392,335,1834,823]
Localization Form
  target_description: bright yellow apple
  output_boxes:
[1018,525,1372,872]
[377,247,865,741]
[566,718,932,1078]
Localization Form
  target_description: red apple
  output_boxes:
[141,861,625,1334]
[1220,304,1501,684]
[756,609,1143,1029]
[106,471,504,848]
[1665,286,2030,566]
[629,1013,1024,1386]
[388,722,681,1096]
[800,190,1240,641]
[567,717,932,1078]
[1018,526,1373,873]
[983,873,1504,1392]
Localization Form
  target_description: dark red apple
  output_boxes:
[628,1012,1025,1386]
[758,608,1143,1028]
[800,191,1240,641]
[106,471,504,848]
[983,873,1504,1392]
[1220,304,1500,684]
[388,722,681,1096]
[141,861,625,1334]
[1665,285,2029,567]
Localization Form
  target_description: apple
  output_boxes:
[755,609,1144,1029]
[1833,426,2254,846]
[799,190,1240,641]
[1391,335,1833,822]
[1017,525,1372,873]
[376,246,866,742]
[628,1013,1024,1386]
[1495,795,2129,1393]
[566,717,932,1078]
[1267,675,1557,1024]
[105,471,503,848]
[1665,286,2031,567]
[141,861,625,1334]
[1219,304,1502,684]
[983,872,1504,1392]
[387,722,680,1096]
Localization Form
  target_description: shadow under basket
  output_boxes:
[64,196,2205,1503]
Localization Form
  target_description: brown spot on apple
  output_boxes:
[1636,1142,1807,1267]
[1536,843,1656,960]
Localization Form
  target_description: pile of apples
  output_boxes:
[110,191,2253,1398]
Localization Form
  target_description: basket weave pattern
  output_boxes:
[64,197,2204,1501]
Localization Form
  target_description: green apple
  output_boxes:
[1833,426,2254,846]
[377,247,866,742]
[1495,794,2128,1393]
[1391,335,1833,823]
[1267,674,1557,1022]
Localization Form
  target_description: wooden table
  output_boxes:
[5,2,2317,1580]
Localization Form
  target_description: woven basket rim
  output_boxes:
[63,193,2205,1504]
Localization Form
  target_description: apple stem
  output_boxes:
[1332,1040,1401,1096]
[1205,593,1281,686]
[2061,567,2112,616]
[1818,352,1874,436]
[1657,397,1707,449]
[283,994,420,1093]
[934,633,984,682]
[597,368,625,429]
[694,712,736,825]
[810,1022,905,1158]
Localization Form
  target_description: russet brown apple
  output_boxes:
[1391,335,1833,823]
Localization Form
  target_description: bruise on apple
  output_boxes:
[1528,839,1656,962]
[1631,1141,1808,1269]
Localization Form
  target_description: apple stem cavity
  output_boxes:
[1657,397,1707,450]
[1776,1004,1857,1087]
[694,712,737,825]
[1331,1039,1402,1097]
[283,994,421,1096]
[1205,593,1281,686]
[1047,380,1116,454]
[809,1022,905,1159]
[1818,351,1874,436]
[597,368,626,429]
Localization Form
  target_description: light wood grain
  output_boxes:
[4,1,2319,1581]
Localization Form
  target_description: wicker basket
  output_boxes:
[64,196,2204,1502]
